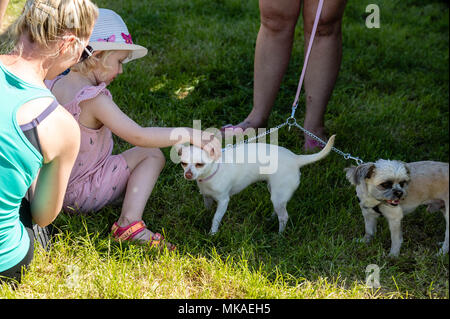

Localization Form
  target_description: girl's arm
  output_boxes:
[30,105,80,226]
[83,93,221,158]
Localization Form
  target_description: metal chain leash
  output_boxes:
[221,114,364,166]
[286,115,364,165]
[222,121,288,151]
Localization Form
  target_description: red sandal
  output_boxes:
[110,221,176,251]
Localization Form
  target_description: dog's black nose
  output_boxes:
[393,190,403,198]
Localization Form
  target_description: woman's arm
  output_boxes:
[84,93,221,158]
[31,106,80,226]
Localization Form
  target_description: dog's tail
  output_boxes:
[297,135,335,167]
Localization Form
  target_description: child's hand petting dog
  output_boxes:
[192,129,222,161]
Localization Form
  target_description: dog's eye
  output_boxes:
[181,162,187,167]
[380,181,393,189]
[195,163,205,168]
[399,181,406,187]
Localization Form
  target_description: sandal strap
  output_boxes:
[152,233,163,241]
[149,233,176,251]
[111,221,146,241]
[150,232,163,247]
[304,138,324,151]
[111,223,176,251]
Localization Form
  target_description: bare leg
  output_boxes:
[236,0,301,131]
[302,0,346,147]
[118,147,165,242]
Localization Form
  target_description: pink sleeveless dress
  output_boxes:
[46,77,130,213]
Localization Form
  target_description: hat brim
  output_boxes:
[89,42,148,63]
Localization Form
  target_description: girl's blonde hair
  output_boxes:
[71,50,115,76]
[71,50,131,77]
[2,0,98,55]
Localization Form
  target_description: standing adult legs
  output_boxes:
[233,0,347,151]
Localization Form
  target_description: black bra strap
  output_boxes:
[23,127,42,155]
[20,100,59,155]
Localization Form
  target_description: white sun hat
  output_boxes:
[88,8,148,63]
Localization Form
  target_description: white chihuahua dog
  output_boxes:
[176,135,335,235]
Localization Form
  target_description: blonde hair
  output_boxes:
[1,0,98,55]
[71,50,131,77]
[71,50,115,76]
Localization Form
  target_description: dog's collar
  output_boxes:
[363,204,382,215]
[358,196,382,215]
[371,205,382,215]
[198,162,220,183]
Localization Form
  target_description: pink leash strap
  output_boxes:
[292,0,324,110]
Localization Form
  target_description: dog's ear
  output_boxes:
[344,163,375,185]
[344,166,357,185]
[174,144,183,156]
[405,165,410,178]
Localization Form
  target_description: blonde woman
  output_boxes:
[0,0,98,283]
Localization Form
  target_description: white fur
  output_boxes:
[177,135,335,234]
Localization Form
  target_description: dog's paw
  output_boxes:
[387,250,400,258]
[355,235,372,244]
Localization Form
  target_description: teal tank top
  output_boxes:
[0,61,54,272]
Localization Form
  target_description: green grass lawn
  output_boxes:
[1,0,448,298]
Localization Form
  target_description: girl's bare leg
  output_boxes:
[118,147,165,242]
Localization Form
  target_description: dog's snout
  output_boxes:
[393,189,403,198]
[185,170,193,179]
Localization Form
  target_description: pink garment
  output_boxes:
[46,77,130,213]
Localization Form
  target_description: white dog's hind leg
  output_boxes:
[270,181,297,234]
[270,173,300,233]
[273,203,289,234]
[209,197,230,235]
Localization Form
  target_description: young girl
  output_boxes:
[46,8,221,250]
